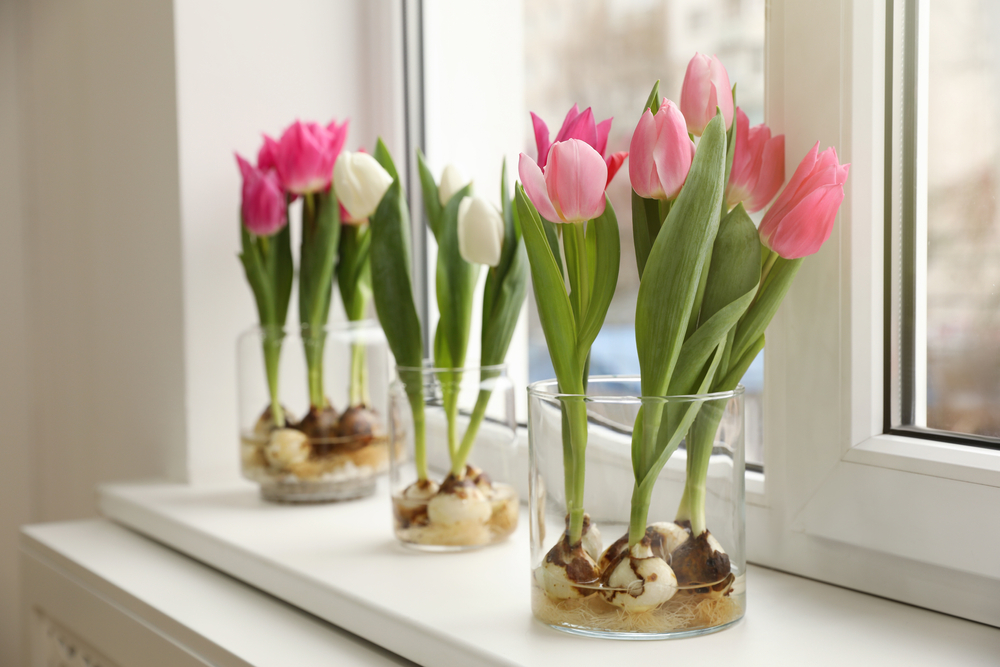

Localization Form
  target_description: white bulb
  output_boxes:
[603,543,678,612]
[427,485,491,525]
[649,521,690,555]
[263,428,310,469]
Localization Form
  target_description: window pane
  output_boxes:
[523,0,766,465]
[925,0,1000,438]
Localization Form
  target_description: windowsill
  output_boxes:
[96,480,999,665]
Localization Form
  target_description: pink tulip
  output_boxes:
[531,104,627,187]
[628,98,695,201]
[758,142,850,259]
[265,119,349,195]
[236,154,287,236]
[519,139,607,223]
[725,108,785,213]
[680,53,734,136]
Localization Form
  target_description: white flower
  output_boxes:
[333,151,394,220]
[438,163,470,206]
[458,196,504,267]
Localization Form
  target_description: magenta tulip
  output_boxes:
[519,139,607,223]
[628,98,695,201]
[236,154,287,236]
[725,108,785,213]
[680,53,734,136]
[758,142,850,259]
[531,104,627,187]
[265,119,349,195]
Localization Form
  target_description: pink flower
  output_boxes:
[758,142,850,259]
[531,105,627,187]
[725,108,785,213]
[236,154,287,236]
[628,99,695,201]
[680,53,734,136]
[518,139,607,223]
[265,119,349,195]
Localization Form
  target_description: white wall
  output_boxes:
[2,1,399,663]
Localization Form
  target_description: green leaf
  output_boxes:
[731,256,803,364]
[338,223,372,321]
[644,80,661,114]
[417,149,444,241]
[576,197,620,368]
[481,244,527,367]
[669,205,760,395]
[716,333,764,393]
[370,179,423,370]
[541,215,564,277]
[434,183,478,370]
[299,191,341,329]
[635,112,728,398]
[516,185,581,392]
[373,138,399,182]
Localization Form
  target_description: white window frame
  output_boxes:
[753,0,1000,625]
[419,0,1000,625]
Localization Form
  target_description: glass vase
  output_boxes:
[388,363,519,551]
[527,377,745,639]
[237,321,390,503]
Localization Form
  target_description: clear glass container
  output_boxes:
[389,363,519,551]
[528,377,745,639]
[237,321,390,502]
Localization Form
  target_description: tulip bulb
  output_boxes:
[263,428,311,469]
[457,196,504,267]
[438,164,471,206]
[426,477,491,526]
[648,521,690,556]
[602,541,678,612]
[536,535,601,600]
[334,151,394,221]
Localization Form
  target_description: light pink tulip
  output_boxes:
[758,142,850,259]
[725,108,785,213]
[531,104,627,187]
[628,98,695,201]
[236,154,287,236]
[680,53,734,136]
[519,139,607,223]
[266,119,349,195]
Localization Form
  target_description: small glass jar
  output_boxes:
[528,377,745,639]
[237,321,390,502]
[388,363,519,550]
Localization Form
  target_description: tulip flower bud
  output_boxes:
[680,53,734,136]
[758,142,850,259]
[457,196,504,267]
[333,151,394,221]
[518,139,607,224]
[438,164,471,207]
[725,107,785,213]
[236,154,287,236]
[270,119,349,195]
[531,105,628,186]
[628,99,695,201]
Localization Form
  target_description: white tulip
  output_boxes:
[333,151,394,221]
[438,163,470,206]
[457,196,504,267]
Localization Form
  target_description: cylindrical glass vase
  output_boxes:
[237,321,390,503]
[389,364,519,551]
[528,377,745,639]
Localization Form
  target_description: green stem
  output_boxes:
[563,395,589,545]
[759,249,779,290]
[675,403,725,536]
[409,390,428,480]
[451,388,491,476]
[349,342,368,406]
[304,329,326,408]
[262,330,285,428]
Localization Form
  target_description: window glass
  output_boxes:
[523,0,766,464]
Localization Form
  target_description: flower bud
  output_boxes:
[269,119,348,195]
[680,53,734,136]
[333,151,394,221]
[236,154,287,236]
[457,196,504,267]
[628,99,694,201]
[725,107,785,213]
[518,139,607,224]
[438,164,471,207]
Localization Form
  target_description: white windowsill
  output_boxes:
[94,480,1000,666]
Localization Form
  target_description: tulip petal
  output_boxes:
[519,152,561,222]
[562,107,598,150]
[553,103,582,143]
[547,139,607,222]
[531,111,552,168]
[652,101,693,199]
[629,109,663,199]
[766,142,820,224]
[596,118,612,156]
[761,184,844,258]
[606,151,627,187]
[744,133,785,213]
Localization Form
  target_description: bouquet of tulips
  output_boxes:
[235,119,394,496]
[520,54,848,625]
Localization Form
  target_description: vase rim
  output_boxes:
[395,361,508,374]
[242,319,382,334]
[527,375,744,402]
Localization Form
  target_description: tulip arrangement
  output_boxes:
[524,53,848,630]
[236,119,394,500]
[359,141,528,546]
